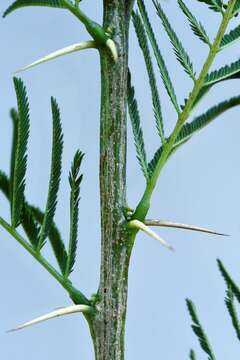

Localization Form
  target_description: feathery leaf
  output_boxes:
[220,25,240,50]
[137,0,180,113]
[11,77,30,228]
[10,109,19,204]
[0,170,10,199]
[186,299,216,360]
[127,73,149,181]
[37,97,63,249]
[153,0,196,81]
[178,0,211,47]
[21,205,40,247]
[225,288,240,341]
[189,349,196,360]
[205,58,240,86]
[65,150,84,277]
[217,259,240,303]
[195,0,223,13]
[232,0,240,16]
[3,0,68,17]
[132,10,165,142]
[30,205,67,273]
[148,96,240,175]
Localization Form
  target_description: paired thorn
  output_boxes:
[128,219,174,251]
[15,37,118,73]
[105,39,118,62]
[8,304,92,332]
[144,219,228,237]
[15,41,97,73]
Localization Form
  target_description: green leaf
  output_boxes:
[0,171,67,273]
[176,95,240,145]
[178,0,211,47]
[232,0,240,16]
[21,204,40,247]
[37,97,63,249]
[195,0,223,13]
[3,0,68,17]
[186,299,216,360]
[220,25,240,50]
[148,96,240,175]
[127,73,149,181]
[0,170,10,199]
[205,58,240,86]
[65,150,84,277]
[30,205,67,274]
[217,259,240,303]
[189,349,196,360]
[225,288,240,341]
[153,0,196,81]
[137,0,180,113]
[9,109,19,205]
[12,77,30,228]
[132,10,165,143]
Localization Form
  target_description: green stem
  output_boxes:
[0,216,90,305]
[64,0,109,45]
[133,0,237,221]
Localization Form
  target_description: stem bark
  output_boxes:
[90,1,135,359]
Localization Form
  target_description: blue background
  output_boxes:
[1,1,240,358]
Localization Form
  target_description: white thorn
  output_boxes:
[15,40,97,73]
[144,220,228,236]
[8,304,92,332]
[106,39,118,62]
[128,219,173,251]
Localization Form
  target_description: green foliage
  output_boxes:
[127,73,149,181]
[132,10,165,143]
[189,349,196,360]
[217,259,240,303]
[0,171,10,199]
[65,150,84,277]
[232,0,240,15]
[153,0,196,81]
[30,205,67,274]
[195,0,223,13]
[148,96,240,176]
[225,288,240,341]
[178,0,211,47]
[37,97,63,250]
[11,77,30,228]
[3,0,68,17]
[205,58,240,86]
[220,25,240,50]
[186,299,216,360]
[137,0,180,113]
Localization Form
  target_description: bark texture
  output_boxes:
[90,1,135,359]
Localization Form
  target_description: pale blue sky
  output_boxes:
[1,1,240,359]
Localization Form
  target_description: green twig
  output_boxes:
[0,216,90,305]
[133,0,237,221]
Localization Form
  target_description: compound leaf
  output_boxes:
[137,0,180,113]
[11,77,30,228]
[128,73,149,181]
[186,299,216,360]
[3,0,69,17]
[178,0,211,47]
[65,150,84,277]
[132,10,165,142]
[153,0,196,81]
[37,97,63,249]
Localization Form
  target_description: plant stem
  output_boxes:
[133,0,237,221]
[88,1,135,359]
[0,216,90,305]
